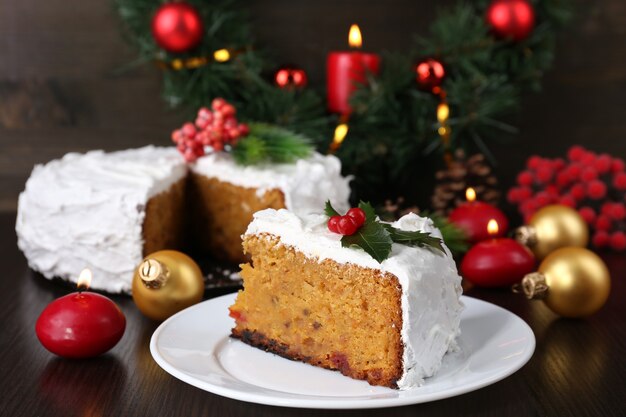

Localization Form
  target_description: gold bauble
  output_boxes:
[516,205,588,260]
[516,247,610,318]
[132,250,204,321]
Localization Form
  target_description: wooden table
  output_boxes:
[1,212,624,417]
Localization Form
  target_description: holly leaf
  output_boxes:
[357,201,377,221]
[383,225,446,255]
[341,220,393,263]
[325,200,340,217]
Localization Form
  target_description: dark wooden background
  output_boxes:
[1,0,625,212]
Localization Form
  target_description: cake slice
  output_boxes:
[229,208,463,389]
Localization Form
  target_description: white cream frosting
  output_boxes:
[190,152,351,214]
[244,209,464,389]
[17,147,351,293]
[16,146,187,293]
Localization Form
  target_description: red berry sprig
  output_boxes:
[171,98,250,162]
[327,207,366,236]
[507,145,626,251]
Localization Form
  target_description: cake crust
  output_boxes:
[230,234,404,388]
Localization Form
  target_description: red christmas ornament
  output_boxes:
[274,66,308,89]
[151,2,203,53]
[486,0,535,41]
[415,58,445,92]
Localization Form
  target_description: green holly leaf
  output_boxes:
[357,201,377,221]
[325,200,340,217]
[341,220,393,263]
[383,225,446,255]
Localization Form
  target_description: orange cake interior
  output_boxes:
[229,234,404,388]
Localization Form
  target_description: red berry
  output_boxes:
[507,188,521,203]
[587,180,607,199]
[536,166,553,183]
[567,145,587,161]
[558,195,576,207]
[611,158,625,173]
[211,98,226,111]
[171,129,184,143]
[238,123,250,136]
[581,152,597,165]
[346,208,367,226]
[556,171,571,188]
[580,167,598,182]
[609,203,626,220]
[595,215,612,231]
[221,104,236,117]
[195,117,210,130]
[592,231,610,248]
[610,231,626,251]
[182,122,196,138]
[578,206,596,224]
[517,171,534,186]
[212,141,224,152]
[518,187,533,200]
[328,216,341,233]
[613,172,626,190]
[183,148,197,162]
[527,156,542,170]
[594,154,612,174]
[565,164,582,180]
[534,191,552,207]
[337,216,358,235]
[570,184,586,201]
[197,107,211,119]
[553,158,566,171]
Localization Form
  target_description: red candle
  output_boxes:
[327,24,381,114]
[449,187,509,242]
[36,269,126,358]
[461,220,535,287]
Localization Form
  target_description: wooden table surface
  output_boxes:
[1,211,624,417]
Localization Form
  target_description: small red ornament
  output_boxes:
[152,2,203,53]
[486,0,535,41]
[274,66,308,89]
[415,58,445,92]
[35,270,125,358]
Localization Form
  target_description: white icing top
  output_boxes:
[191,152,351,214]
[16,146,187,293]
[245,209,464,389]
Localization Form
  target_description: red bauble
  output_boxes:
[486,0,535,41]
[151,2,203,53]
[36,292,126,358]
[415,58,445,92]
[274,66,308,89]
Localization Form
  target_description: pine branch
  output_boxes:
[231,123,313,165]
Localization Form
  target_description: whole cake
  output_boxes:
[16,147,350,293]
[229,208,463,389]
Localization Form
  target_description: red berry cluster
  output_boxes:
[507,145,626,251]
[328,208,367,236]
[171,98,249,162]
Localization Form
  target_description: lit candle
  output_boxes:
[461,220,535,287]
[327,24,381,114]
[35,269,126,358]
[448,187,509,243]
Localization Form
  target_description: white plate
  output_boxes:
[150,293,535,409]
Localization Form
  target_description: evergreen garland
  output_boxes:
[114,0,571,205]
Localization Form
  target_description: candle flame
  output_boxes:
[333,123,349,145]
[77,268,92,291]
[466,187,476,202]
[348,24,362,48]
[487,219,499,236]
[213,48,230,62]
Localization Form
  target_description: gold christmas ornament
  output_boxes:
[514,247,610,318]
[132,250,204,321]
[515,205,588,260]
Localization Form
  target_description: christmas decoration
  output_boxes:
[116,0,571,204]
[274,66,308,89]
[35,269,126,358]
[508,146,624,251]
[432,150,501,215]
[449,187,508,243]
[516,205,588,260]
[415,58,445,92]
[171,98,313,164]
[151,2,203,53]
[514,247,610,317]
[132,250,204,321]
[325,201,445,262]
[485,0,535,41]
[461,220,535,287]
[327,24,381,114]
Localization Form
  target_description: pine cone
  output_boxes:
[431,149,500,215]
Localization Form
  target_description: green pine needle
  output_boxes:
[231,123,314,165]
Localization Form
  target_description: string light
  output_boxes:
[436,97,452,166]
[213,49,231,62]
[157,48,234,70]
